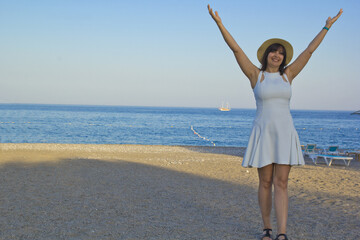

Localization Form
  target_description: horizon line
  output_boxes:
[0,102,358,112]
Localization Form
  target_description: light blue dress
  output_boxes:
[242,71,305,168]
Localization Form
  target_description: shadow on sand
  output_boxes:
[0,158,260,240]
[1,156,359,239]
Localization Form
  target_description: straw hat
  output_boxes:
[257,38,293,65]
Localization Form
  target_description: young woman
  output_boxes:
[208,4,342,240]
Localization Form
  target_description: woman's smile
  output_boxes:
[268,50,284,66]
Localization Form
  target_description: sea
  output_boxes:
[0,104,359,150]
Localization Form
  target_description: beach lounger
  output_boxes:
[313,145,353,166]
[303,144,317,155]
[302,144,318,163]
[324,146,339,155]
[314,154,353,166]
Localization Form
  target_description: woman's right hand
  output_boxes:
[208,4,222,24]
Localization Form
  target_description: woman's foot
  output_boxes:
[275,233,288,240]
[261,229,273,240]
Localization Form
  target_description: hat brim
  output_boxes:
[257,38,293,66]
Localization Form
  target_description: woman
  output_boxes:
[208,4,342,240]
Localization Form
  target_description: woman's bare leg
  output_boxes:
[273,164,291,237]
[257,164,274,238]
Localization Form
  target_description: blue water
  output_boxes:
[0,104,359,150]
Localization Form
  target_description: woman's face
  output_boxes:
[266,46,285,68]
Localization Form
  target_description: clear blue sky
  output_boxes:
[0,0,359,110]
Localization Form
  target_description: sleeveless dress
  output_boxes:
[242,71,305,168]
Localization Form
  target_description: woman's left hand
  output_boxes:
[325,9,343,28]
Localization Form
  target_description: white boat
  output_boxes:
[219,102,231,111]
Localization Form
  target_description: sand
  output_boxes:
[0,144,359,240]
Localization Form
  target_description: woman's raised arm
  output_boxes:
[285,9,343,83]
[208,4,259,87]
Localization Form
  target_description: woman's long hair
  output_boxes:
[260,43,287,75]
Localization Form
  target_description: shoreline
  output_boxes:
[1,143,359,239]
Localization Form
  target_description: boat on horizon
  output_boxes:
[219,102,231,112]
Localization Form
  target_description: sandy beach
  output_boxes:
[0,144,359,239]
